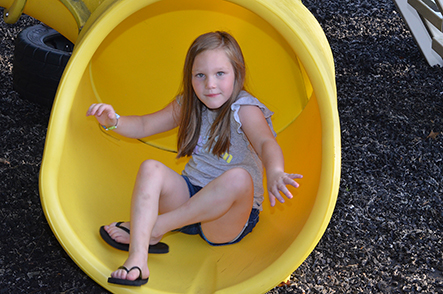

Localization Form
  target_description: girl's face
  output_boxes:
[191,49,235,110]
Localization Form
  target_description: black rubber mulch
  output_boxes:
[1,0,442,293]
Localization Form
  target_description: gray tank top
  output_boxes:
[182,91,276,210]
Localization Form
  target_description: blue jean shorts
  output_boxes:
[177,175,260,246]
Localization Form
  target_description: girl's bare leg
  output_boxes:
[110,160,190,281]
[109,161,254,281]
[151,167,254,245]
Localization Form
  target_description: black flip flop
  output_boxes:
[99,222,169,254]
[108,266,148,286]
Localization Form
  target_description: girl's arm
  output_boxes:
[238,105,302,207]
[86,100,180,138]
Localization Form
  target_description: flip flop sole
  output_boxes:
[108,276,148,286]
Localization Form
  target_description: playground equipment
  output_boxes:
[1,0,340,293]
[395,0,443,66]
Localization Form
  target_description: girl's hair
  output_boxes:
[176,31,246,158]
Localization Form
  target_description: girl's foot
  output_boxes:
[111,254,149,281]
[149,230,163,246]
[108,266,148,286]
[105,221,165,246]
[105,222,130,244]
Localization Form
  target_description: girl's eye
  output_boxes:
[195,73,205,78]
[216,71,225,76]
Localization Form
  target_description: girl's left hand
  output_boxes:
[267,171,303,207]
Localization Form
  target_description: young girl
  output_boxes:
[86,31,302,286]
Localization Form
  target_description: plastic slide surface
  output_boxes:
[36,0,340,293]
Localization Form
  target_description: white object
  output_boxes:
[395,0,443,66]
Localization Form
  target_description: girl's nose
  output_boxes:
[205,76,216,89]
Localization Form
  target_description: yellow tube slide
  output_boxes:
[1,0,78,41]
[36,0,340,293]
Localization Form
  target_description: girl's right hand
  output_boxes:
[86,103,118,128]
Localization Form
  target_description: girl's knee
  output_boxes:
[224,168,253,195]
[139,159,165,176]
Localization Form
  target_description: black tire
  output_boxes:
[13,24,74,107]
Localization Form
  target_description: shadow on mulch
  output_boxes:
[1,0,442,293]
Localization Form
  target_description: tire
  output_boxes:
[13,24,74,107]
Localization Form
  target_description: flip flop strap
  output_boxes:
[115,221,130,234]
[117,266,143,279]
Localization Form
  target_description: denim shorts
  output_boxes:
[177,175,260,246]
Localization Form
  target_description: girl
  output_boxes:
[86,31,302,286]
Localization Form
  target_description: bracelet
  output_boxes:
[102,113,120,130]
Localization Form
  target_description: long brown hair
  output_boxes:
[176,31,246,158]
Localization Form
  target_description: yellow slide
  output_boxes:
[2,0,340,292]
